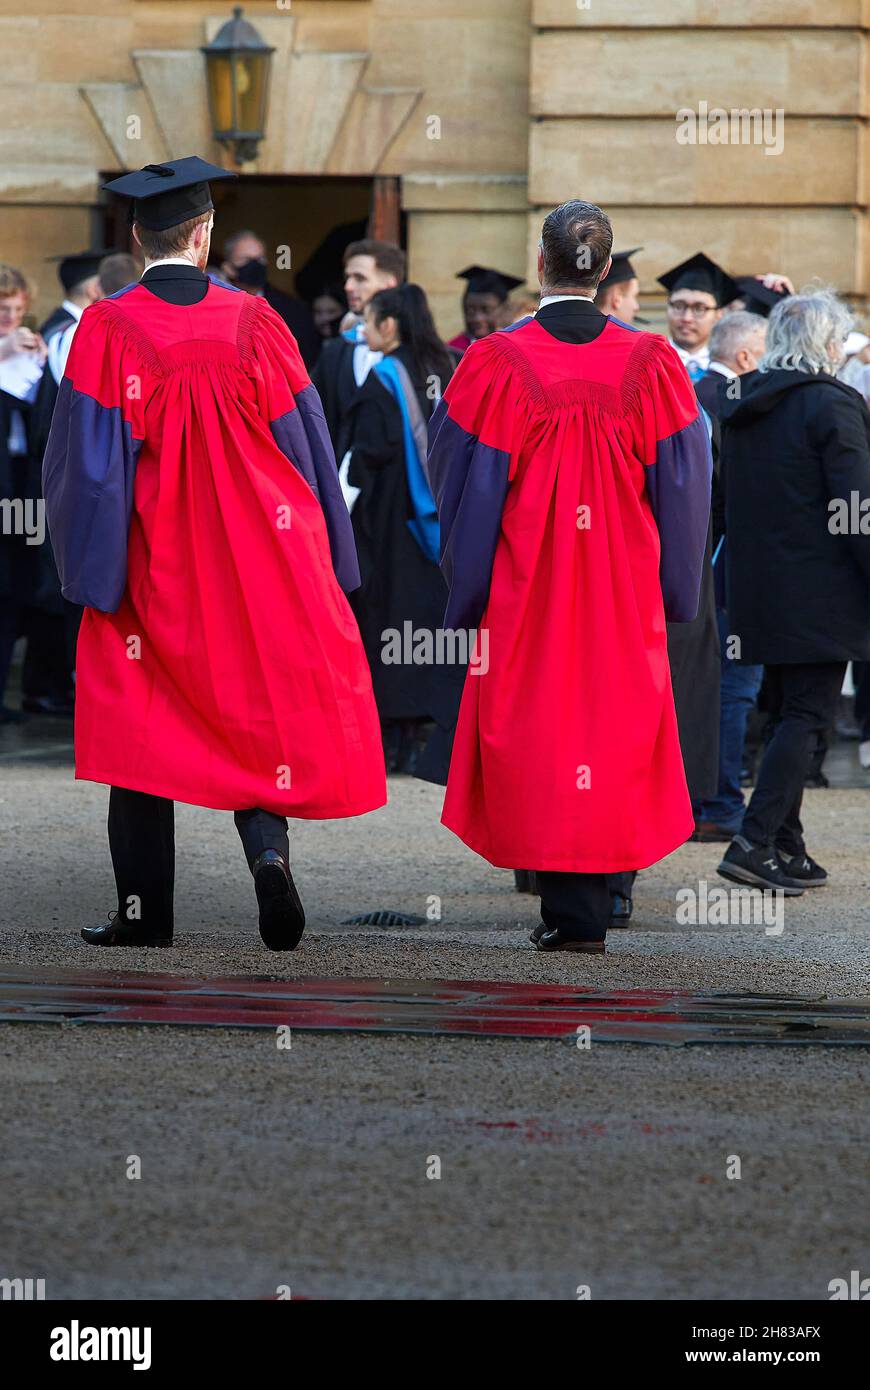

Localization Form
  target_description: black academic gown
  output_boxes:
[345,345,461,733]
[664,378,722,805]
[312,335,359,458]
[0,389,31,608]
[27,317,75,618]
[263,284,320,370]
[38,304,75,340]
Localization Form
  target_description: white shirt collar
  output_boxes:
[669,339,710,369]
[61,298,84,322]
[708,359,736,380]
[538,293,597,309]
[142,257,199,274]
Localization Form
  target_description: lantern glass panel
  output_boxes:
[233,52,269,134]
[205,52,235,135]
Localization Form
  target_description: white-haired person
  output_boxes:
[717,289,870,893]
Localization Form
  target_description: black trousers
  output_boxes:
[108,786,289,934]
[0,600,18,706]
[741,661,846,856]
[535,871,611,943]
[608,870,637,899]
[854,661,870,741]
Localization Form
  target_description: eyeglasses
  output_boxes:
[667,300,716,318]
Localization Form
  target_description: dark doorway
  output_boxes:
[99,173,404,305]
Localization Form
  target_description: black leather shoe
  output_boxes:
[610,893,633,928]
[529,922,546,944]
[535,929,605,954]
[253,850,305,950]
[81,912,172,947]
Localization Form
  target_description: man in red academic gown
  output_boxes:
[43,158,386,950]
[427,200,712,952]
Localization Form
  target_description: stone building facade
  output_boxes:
[1,0,866,334]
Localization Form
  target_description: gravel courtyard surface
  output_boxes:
[1,757,868,1298]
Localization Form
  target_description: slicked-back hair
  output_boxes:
[540,201,613,293]
[343,239,407,284]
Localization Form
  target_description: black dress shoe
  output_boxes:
[81,913,172,947]
[529,921,546,943]
[610,893,633,928]
[253,850,305,950]
[535,929,605,954]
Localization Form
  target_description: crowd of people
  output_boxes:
[4,156,870,951]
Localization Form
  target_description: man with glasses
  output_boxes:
[659,253,741,381]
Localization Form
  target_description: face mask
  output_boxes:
[235,258,268,290]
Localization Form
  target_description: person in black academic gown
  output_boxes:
[594,247,643,325]
[219,229,321,370]
[23,251,109,715]
[312,239,407,457]
[345,283,460,774]
[448,265,524,354]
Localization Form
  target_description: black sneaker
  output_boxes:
[717,836,805,895]
[776,851,828,887]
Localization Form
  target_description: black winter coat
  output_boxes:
[721,368,870,664]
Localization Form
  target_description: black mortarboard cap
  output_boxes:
[457,265,525,301]
[102,157,237,232]
[734,275,791,318]
[657,252,740,308]
[46,250,111,292]
[598,247,642,290]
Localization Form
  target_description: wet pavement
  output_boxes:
[1,695,869,1298]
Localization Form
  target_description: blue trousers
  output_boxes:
[695,608,763,830]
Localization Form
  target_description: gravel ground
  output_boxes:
[1,762,869,1298]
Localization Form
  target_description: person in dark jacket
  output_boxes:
[312,240,407,459]
[692,311,767,842]
[717,289,870,893]
[219,229,321,369]
[345,283,460,774]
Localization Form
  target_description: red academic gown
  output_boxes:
[43,276,386,818]
[427,310,712,873]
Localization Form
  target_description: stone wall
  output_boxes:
[2,1,864,335]
[527,1,870,323]
[0,0,531,336]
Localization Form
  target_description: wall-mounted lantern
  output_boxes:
[202,6,275,166]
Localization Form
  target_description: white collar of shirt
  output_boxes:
[538,294,597,309]
[708,359,736,380]
[350,320,381,385]
[141,257,199,274]
[669,339,710,369]
[62,299,84,322]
